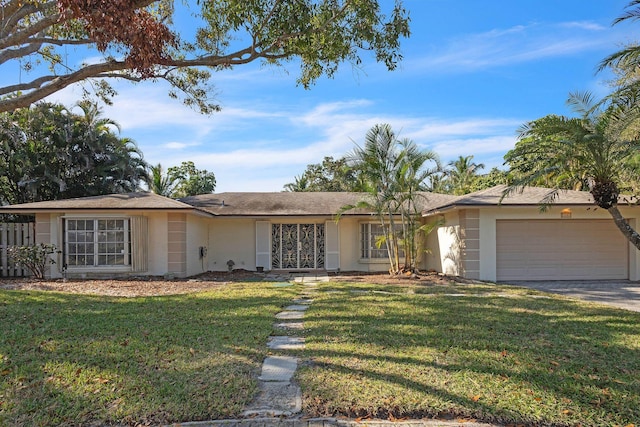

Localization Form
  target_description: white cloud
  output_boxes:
[406,118,521,142]
[431,135,517,158]
[411,21,626,72]
[559,21,606,31]
[162,141,202,150]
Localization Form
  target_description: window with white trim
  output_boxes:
[65,218,130,267]
[360,222,404,259]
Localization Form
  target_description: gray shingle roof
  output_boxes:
[180,192,459,216]
[0,192,197,213]
[421,184,631,214]
[2,186,635,218]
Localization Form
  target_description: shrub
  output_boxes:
[7,243,57,279]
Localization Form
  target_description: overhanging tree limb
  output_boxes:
[0,0,410,114]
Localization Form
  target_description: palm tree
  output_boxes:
[505,91,640,250]
[344,124,402,272]
[598,1,640,138]
[447,155,485,195]
[146,163,177,197]
[340,123,439,273]
[393,138,440,269]
[283,175,309,192]
[599,1,640,83]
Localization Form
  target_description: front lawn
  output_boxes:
[296,281,640,426]
[0,282,295,426]
[3,278,639,427]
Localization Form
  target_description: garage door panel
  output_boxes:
[496,219,628,281]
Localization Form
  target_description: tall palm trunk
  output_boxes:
[607,206,640,250]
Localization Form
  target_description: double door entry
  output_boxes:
[271,223,325,270]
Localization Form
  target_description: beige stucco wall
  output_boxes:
[426,205,640,282]
[206,216,394,273]
[186,214,210,277]
[208,218,257,271]
[425,211,462,276]
[147,212,168,276]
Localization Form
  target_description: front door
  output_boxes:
[271,223,325,270]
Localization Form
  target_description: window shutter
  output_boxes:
[130,216,148,272]
[325,221,339,270]
[256,221,271,270]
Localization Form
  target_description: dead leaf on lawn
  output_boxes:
[500,350,508,357]
[471,395,481,402]
[550,361,560,367]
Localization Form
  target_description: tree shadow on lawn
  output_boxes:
[0,286,293,426]
[296,289,640,426]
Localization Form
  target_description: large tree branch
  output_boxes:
[0,60,131,111]
[0,44,264,112]
[0,75,58,96]
[1,2,50,36]
[0,0,409,113]
[0,12,61,50]
[0,40,42,63]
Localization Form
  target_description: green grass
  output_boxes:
[0,283,295,426]
[296,281,640,427]
[3,279,639,426]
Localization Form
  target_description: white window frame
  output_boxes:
[64,217,131,270]
[359,221,406,262]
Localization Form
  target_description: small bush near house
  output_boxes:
[6,243,56,279]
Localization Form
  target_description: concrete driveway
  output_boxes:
[506,280,640,312]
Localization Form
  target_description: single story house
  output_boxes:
[1,185,638,282]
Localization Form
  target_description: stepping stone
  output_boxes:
[258,355,298,382]
[272,282,294,287]
[267,336,305,350]
[242,381,302,417]
[284,304,309,311]
[275,321,304,330]
[276,311,304,320]
[293,298,313,304]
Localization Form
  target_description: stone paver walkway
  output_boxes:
[242,273,326,417]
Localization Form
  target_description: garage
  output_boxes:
[496,219,629,281]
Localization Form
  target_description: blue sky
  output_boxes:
[30,1,640,191]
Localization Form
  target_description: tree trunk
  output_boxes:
[607,205,640,251]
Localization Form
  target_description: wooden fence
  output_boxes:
[0,222,36,277]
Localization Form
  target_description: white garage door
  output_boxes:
[496,220,628,281]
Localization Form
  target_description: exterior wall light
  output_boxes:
[561,208,572,219]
